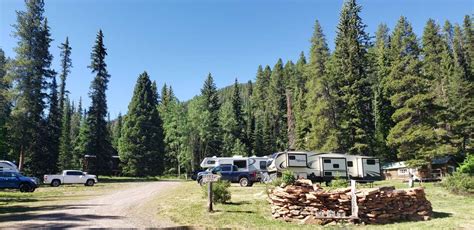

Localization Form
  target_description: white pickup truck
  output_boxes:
[44,170,98,187]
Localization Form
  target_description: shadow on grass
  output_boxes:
[432,211,452,219]
[225,201,251,206]
[0,204,102,215]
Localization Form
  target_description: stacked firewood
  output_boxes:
[268,180,432,225]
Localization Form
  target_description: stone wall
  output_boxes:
[268,180,432,225]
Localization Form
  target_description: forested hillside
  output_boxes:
[0,0,472,177]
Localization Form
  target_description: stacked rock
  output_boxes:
[268,179,432,225]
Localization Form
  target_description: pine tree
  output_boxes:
[293,53,308,150]
[231,78,244,142]
[47,76,61,173]
[8,0,55,176]
[386,17,440,167]
[0,49,9,160]
[243,80,255,155]
[332,0,374,155]
[372,23,396,161]
[200,73,221,157]
[58,97,73,170]
[111,113,122,149]
[305,20,338,151]
[78,30,114,175]
[463,15,474,76]
[269,59,288,151]
[252,65,270,155]
[450,25,474,155]
[58,37,72,114]
[119,72,165,176]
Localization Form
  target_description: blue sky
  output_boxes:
[0,0,471,118]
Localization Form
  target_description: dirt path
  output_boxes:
[0,181,181,228]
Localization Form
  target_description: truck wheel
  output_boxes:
[51,179,61,187]
[198,178,204,186]
[19,183,31,193]
[85,179,95,186]
[239,177,249,187]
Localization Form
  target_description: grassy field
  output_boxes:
[153,180,474,229]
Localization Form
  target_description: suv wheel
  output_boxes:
[85,179,95,186]
[239,177,249,187]
[51,179,61,187]
[19,183,31,193]
[198,178,204,186]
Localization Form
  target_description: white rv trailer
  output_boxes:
[0,160,20,172]
[267,151,381,182]
[200,156,269,172]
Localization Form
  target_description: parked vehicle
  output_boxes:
[0,171,38,192]
[191,169,205,181]
[0,160,19,172]
[267,151,382,183]
[200,155,269,172]
[44,170,98,187]
[196,164,258,187]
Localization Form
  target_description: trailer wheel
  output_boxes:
[51,179,61,187]
[239,177,249,187]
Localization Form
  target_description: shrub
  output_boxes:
[269,177,283,187]
[441,171,474,194]
[458,154,474,175]
[330,177,348,188]
[202,180,231,204]
[281,170,296,185]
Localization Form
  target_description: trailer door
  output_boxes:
[322,158,347,178]
[362,158,381,179]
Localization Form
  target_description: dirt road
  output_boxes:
[0,181,181,228]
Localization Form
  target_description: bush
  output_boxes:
[281,170,296,185]
[458,154,474,175]
[441,171,474,194]
[330,177,348,188]
[202,180,231,204]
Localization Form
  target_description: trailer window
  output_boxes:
[347,161,353,167]
[366,159,376,165]
[260,161,267,170]
[234,160,247,169]
[207,160,216,164]
[324,159,331,163]
[324,172,332,176]
[333,164,339,168]
[289,155,296,160]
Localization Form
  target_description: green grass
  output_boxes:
[153,180,474,229]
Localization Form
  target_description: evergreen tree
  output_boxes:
[47,76,61,173]
[386,17,440,167]
[463,15,474,76]
[200,74,221,157]
[78,30,114,175]
[119,72,164,176]
[305,20,338,151]
[58,37,72,114]
[269,59,288,151]
[231,78,244,142]
[0,49,9,160]
[332,0,374,155]
[111,113,122,149]
[58,97,73,170]
[293,53,308,150]
[372,23,396,161]
[243,80,255,154]
[252,65,270,155]
[8,0,55,176]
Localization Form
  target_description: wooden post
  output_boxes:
[351,180,358,218]
[208,181,213,212]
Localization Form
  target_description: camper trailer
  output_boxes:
[267,151,381,182]
[200,156,269,172]
[0,160,20,172]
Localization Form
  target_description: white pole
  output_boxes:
[351,180,358,218]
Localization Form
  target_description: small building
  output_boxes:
[382,156,457,180]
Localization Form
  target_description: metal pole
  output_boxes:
[208,181,213,212]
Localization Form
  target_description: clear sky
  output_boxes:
[0,0,472,118]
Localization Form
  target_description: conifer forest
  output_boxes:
[0,0,472,177]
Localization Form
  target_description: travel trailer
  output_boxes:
[267,151,381,182]
[0,160,20,172]
[200,156,269,172]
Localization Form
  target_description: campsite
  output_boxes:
[0,0,473,228]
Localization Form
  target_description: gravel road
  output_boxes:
[0,181,181,228]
